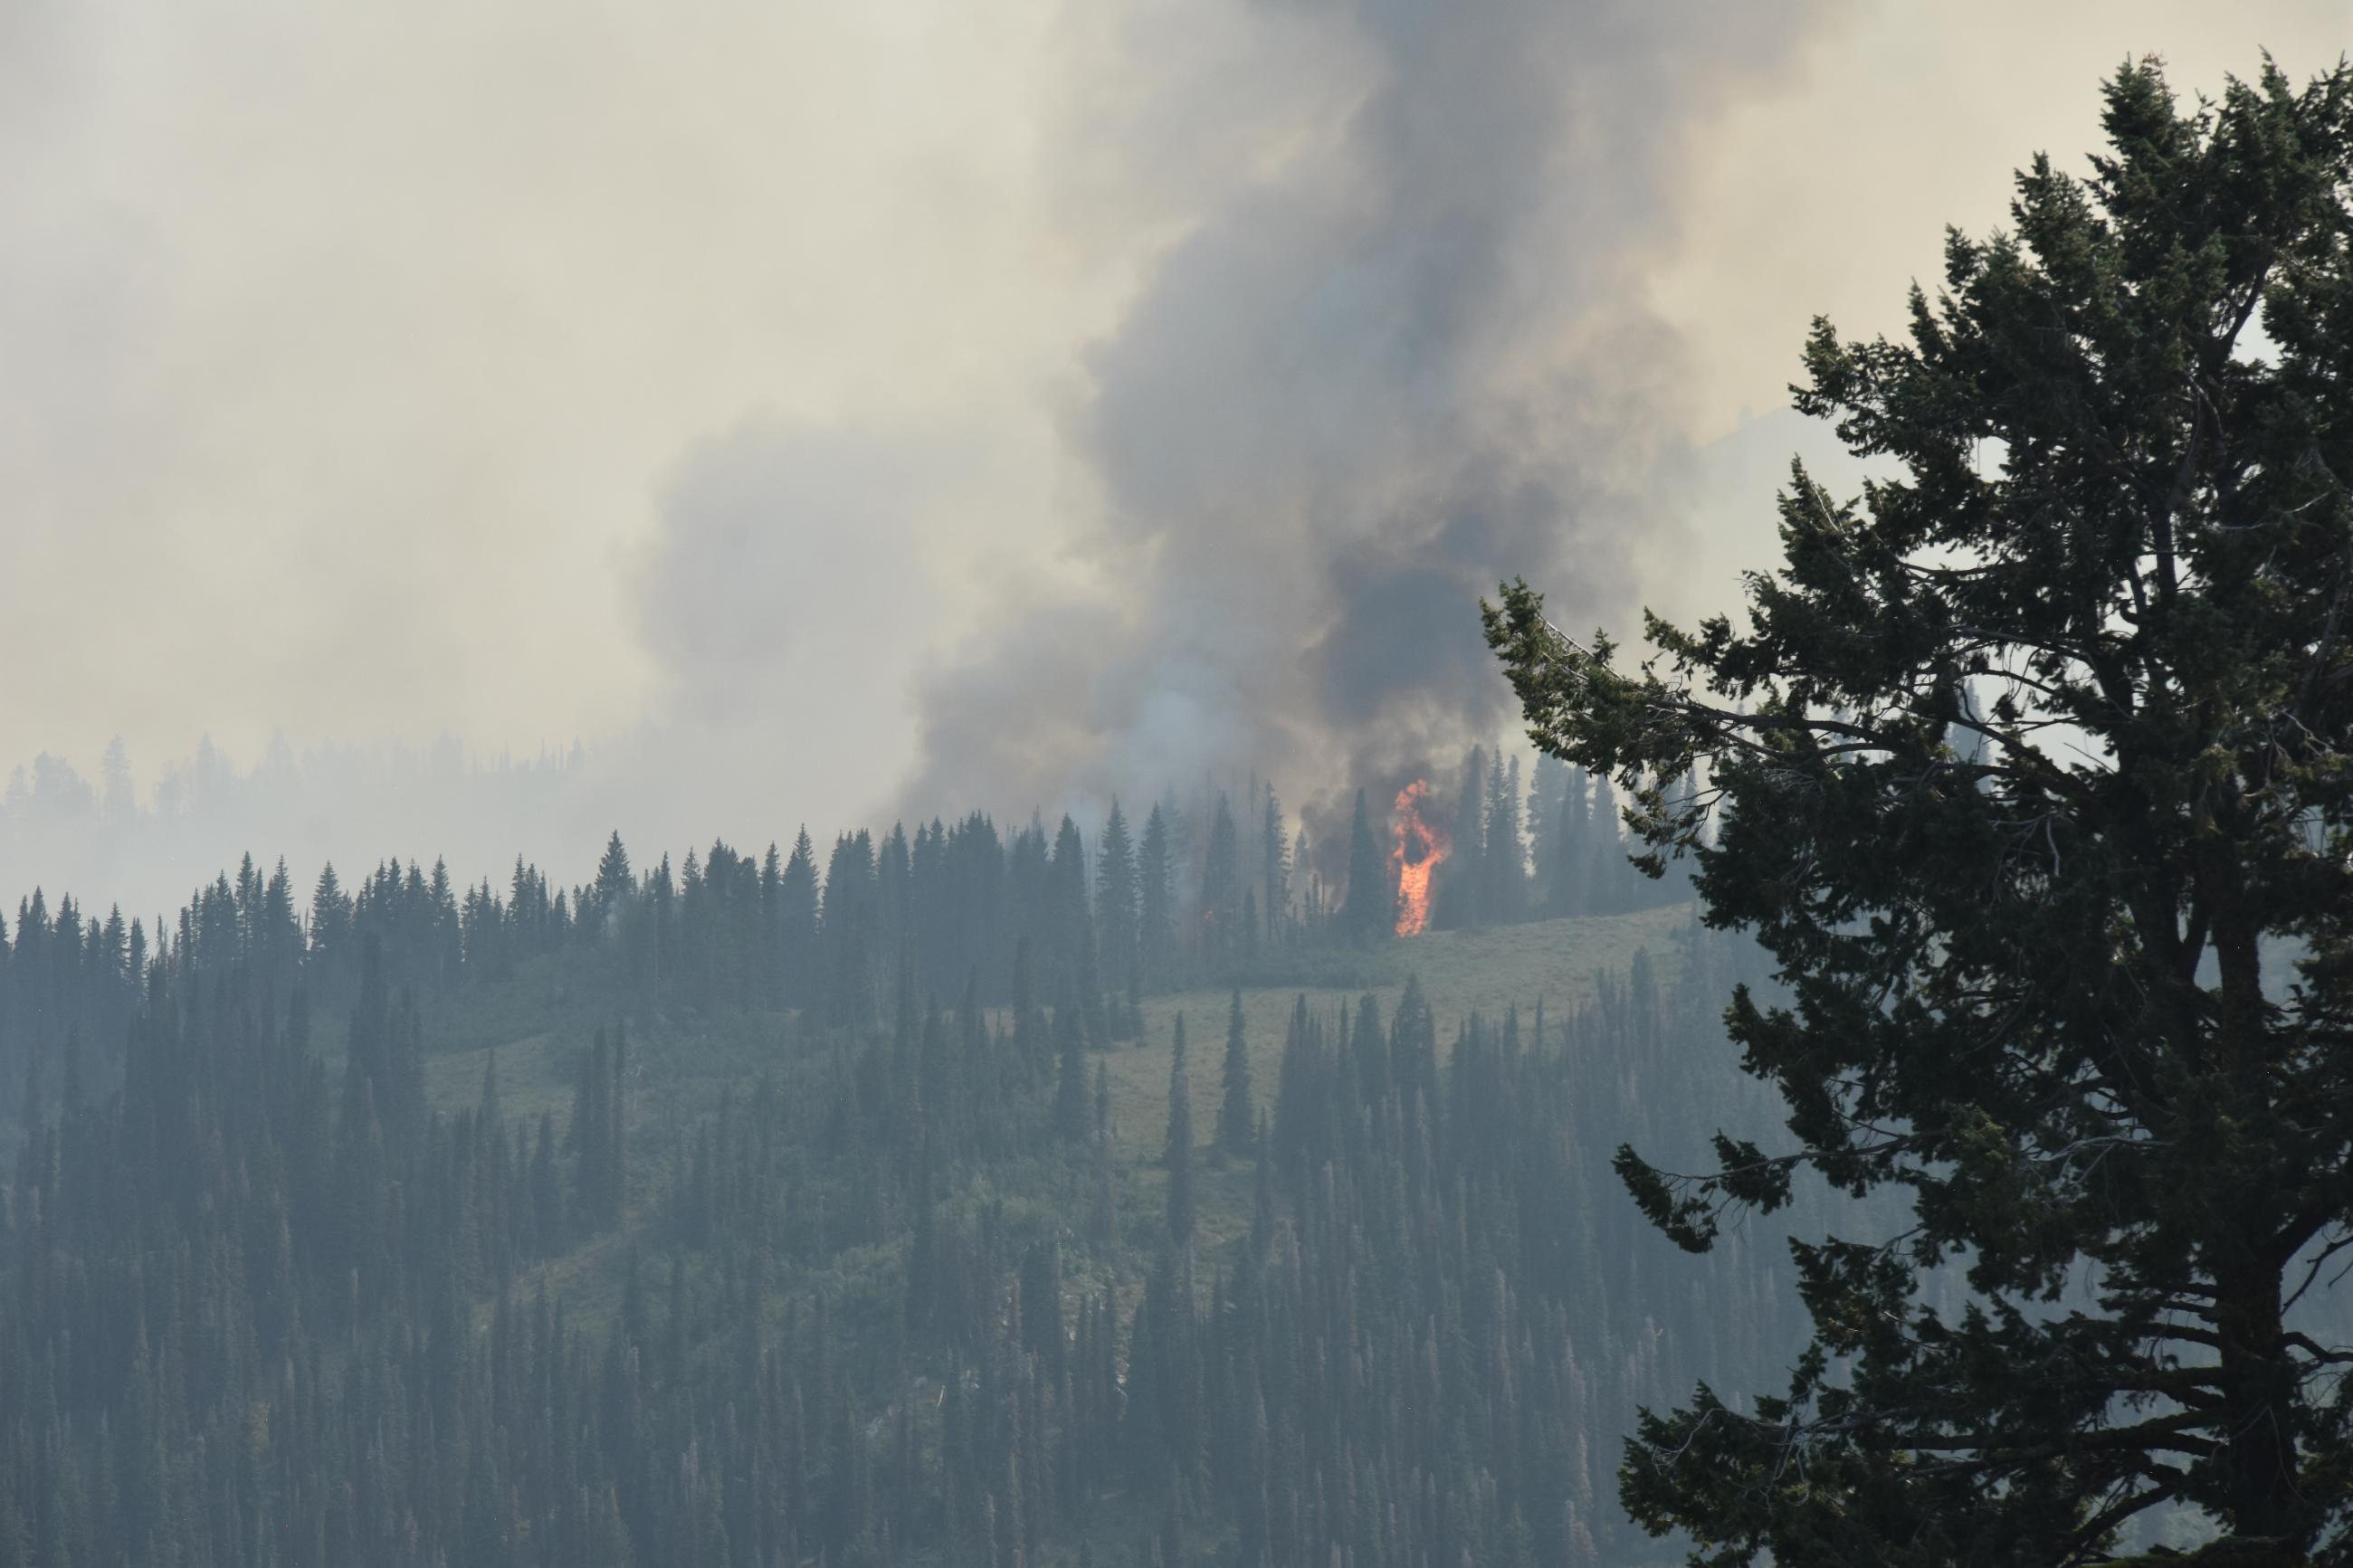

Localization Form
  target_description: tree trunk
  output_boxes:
[2208,892,2303,1559]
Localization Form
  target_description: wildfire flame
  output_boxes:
[1391,780,1451,937]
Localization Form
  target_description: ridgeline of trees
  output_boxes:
[0,758,1678,1128]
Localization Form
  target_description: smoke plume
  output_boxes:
[902,0,1840,817]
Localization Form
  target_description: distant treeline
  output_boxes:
[0,753,1683,1109]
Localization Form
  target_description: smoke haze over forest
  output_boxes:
[4,0,2346,913]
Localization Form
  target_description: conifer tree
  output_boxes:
[1047,814,1091,991]
[14,1031,37,1136]
[1138,804,1176,986]
[1215,988,1252,1158]
[1248,1109,1274,1258]
[1489,57,2353,1565]
[1260,787,1288,950]
[1096,800,1140,997]
[574,1030,614,1228]
[609,1020,629,1221]
[531,1107,562,1250]
[1089,1107,1119,1246]
[1438,746,1488,929]
[310,861,352,975]
[1291,825,1316,935]
[1544,765,1588,916]
[820,831,878,1027]
[1163,1012,1194,1246]
[878,822,913,976]
[1052,990,1091,1142]
[1337,789,1389,945]
[595,831,632,911]
[779,828,820,1009]
[1584,772,1626,916]
[1200,794,1239,961]
[1485,752,1526,922]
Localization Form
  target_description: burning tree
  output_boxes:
[1389,780,1451,936]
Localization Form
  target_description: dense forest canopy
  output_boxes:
[0,754,1681,1091]
[0,754,1755,1568]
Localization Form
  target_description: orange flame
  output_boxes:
[1390,780,1451,936]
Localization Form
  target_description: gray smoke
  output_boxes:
[902,0,1840,817]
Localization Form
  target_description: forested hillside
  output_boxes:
[12,736,2329,1565]
[0,759,1853,1568]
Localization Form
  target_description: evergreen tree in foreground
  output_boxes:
[1489,58,2353,1566]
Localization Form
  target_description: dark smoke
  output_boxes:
[902,0,1839,819]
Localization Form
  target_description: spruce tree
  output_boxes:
[595,831,632,910]
[1201,794,1240,961]
[1291,825,1316,934]
[1215,988,1252,1158]
[1260,787,1288,950]
[779,828,820,1009]
[1337,789,1390,945]
[1097,800,1140,997]
[820,831,878,1027]
[1485,752,1526,922]
[1438,746,1488,929]
[1048,814,1091,990]
[1488,57,2353,1565]
[1545,765,1588,916]
[1163,1012,1194,1246]
[1053,990,1091,1142]
[1524,754,1564,902]
[309,861,352,976]
[1583,772,1626,916]
[1089,1107,1119,1246]
[572,1028,610,1223]
[1139,805,1176,987]
[609,1019,629,1222]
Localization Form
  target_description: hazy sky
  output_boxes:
[3,0,2346,879]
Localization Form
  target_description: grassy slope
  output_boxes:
[421,905,1697,1160]
[1108,903,1695,1255]
[416,905,1699,1315]
[1113,905,1691,1142]
[399,907,1705,1565]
